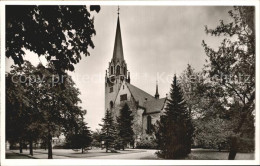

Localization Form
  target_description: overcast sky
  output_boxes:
[6,6,233,131]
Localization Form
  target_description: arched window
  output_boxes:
[110,101,114,109]
[111,66,114,75]
[147,116,152,134]
[116,65,120,75]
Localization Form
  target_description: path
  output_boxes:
[6,149,157,159]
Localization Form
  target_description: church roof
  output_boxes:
[112,16,124,63]
[125,82,167,114]
[144,98,167,114]
[125,82,155,106]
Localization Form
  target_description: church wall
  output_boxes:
[111,80,136,119]
[142,113,160,140]
[105,77,123,112]
[111,81,145,143]
[132,108,144,143]
[114,81,131,106]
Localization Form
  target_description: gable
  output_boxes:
[125,82,155,107]
[114,81,132,105]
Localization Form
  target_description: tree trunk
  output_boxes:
[228,137,238,160]
[82,148,84,154]
[19,142,23,153]
[48,133,53,159]
[29,139,33,156]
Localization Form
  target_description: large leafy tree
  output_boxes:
[156,75,193,159]
[99,110,117,152]
[202,6,255,159]
[6,5,100,72]
[35,64,85,159]
[6,72,28,154]
[116,103,134,150]
[6,61,86,159]
[179,64,229,151]
[6,61,42,155]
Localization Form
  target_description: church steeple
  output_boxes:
[107,6,128,79]
[112,14,124,63]
[155,80,160,99]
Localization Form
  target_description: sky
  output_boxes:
[6,6,233,131]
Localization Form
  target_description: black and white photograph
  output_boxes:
[1,1,259,165]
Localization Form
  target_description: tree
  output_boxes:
[91,129,102,148]
[6,61,42,155]
[35,64,85,159]
[6,5,100,72]
[6,72,28,154]
[156,75,193,159]
[6,61,86,159]
[179,64,230,150]
[202,6,255,159]
[99,110,117,152]
[66,116,92,154]
[193,117,230,151]
[116,103,134,150]
[179,64,200,117]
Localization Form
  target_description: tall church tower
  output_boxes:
[105,12,130,112]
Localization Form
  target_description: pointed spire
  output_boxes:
[112,9,124,63]
[155,80,160,99]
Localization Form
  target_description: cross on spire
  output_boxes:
[117,6,120,16]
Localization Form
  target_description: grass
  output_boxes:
[6,152,36,159]
[186,149,254,160]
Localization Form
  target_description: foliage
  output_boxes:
[155,75,194,159]
[179,64,198,117]
[99,110,117,152]
[116,103,134,150]
[179,64,230,151]
[6,5,100,71]
[202,6,255,159]
[6,61,43,155]
[193,117,230,151]
[91,129,103,148]
[66,119,92,153]
[6,61,87,158]
[136,138,157,149]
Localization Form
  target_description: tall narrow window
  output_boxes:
[110,101,114,109]
[111,66,114,75]
[116,65,120,75]
[147,116,152,134]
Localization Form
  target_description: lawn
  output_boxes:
[186,149,254,160]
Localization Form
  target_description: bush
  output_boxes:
[236,137,254,153]
[53,144,66,149]
[136,138,157,149]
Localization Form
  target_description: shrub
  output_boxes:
[136,137,157,149]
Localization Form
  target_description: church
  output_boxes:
[105,13,168,143]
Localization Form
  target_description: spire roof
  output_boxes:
[112,16,124,63]
[155,80,160,99]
